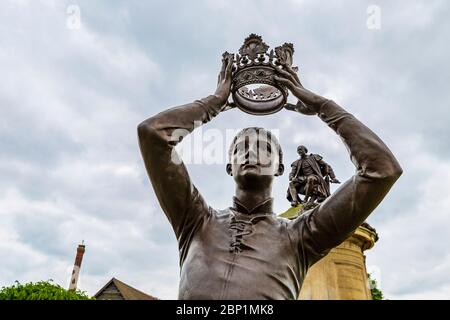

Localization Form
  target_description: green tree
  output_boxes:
[368,273,384,300]
[0,280,93,300]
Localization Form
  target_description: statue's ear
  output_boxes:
[275,164,284,176]
[226,163,233,176]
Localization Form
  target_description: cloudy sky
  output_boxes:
[1,0,449,300]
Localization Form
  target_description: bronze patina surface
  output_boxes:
[137,36,402,300]
[287,145,341,208]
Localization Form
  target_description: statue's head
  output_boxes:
[226,127,284,189]
[297,145,308,156]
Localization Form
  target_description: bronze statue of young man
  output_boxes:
[137,54,402,299]
[287,145,340,207]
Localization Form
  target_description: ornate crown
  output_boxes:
[227,34,296,115]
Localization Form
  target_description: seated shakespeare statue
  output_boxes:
[287,145,341,207]
[137,52,402,300]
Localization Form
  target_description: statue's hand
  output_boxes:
[274,65,327,115]
[330,178,341,184]
[214,52,234,110]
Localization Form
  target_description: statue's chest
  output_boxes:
[195,211,290,256]
[301,159,314,175]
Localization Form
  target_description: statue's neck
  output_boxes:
[234,186,272,214]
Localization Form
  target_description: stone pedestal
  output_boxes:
[298,225,378,300]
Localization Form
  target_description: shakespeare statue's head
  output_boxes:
[227,34,297,115]
[297,145,308,156]
[226,127,284,189]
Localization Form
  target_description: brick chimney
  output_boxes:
[68,241,86,291]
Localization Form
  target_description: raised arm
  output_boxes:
[137,54,233,243]
[275,66,402,267]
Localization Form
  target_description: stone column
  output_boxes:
[298,224,378,300]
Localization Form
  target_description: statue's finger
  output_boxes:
[274,75,295,89]
[283,103,297,111]
[223,101,236,112]
[285,65,302,85]
[285,64,297,76]
[220,54,228,73]
[275,68,298,86]
[225,54,233,75]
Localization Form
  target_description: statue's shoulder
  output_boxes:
[291,159,301,166]
[311,154,323,161]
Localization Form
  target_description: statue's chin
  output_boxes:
[235,171,274,189]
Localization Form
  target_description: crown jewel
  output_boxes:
[228,34,296,115]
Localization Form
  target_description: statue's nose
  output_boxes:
[245,147,258,164]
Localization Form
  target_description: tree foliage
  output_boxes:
[368,273,384,300]
[0,280,93,300]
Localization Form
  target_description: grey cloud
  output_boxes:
[1,0,450,299]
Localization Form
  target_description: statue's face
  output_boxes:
[227,131,283,188]
[297,146,307,156]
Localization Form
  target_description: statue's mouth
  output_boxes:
[243,164,259,169]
